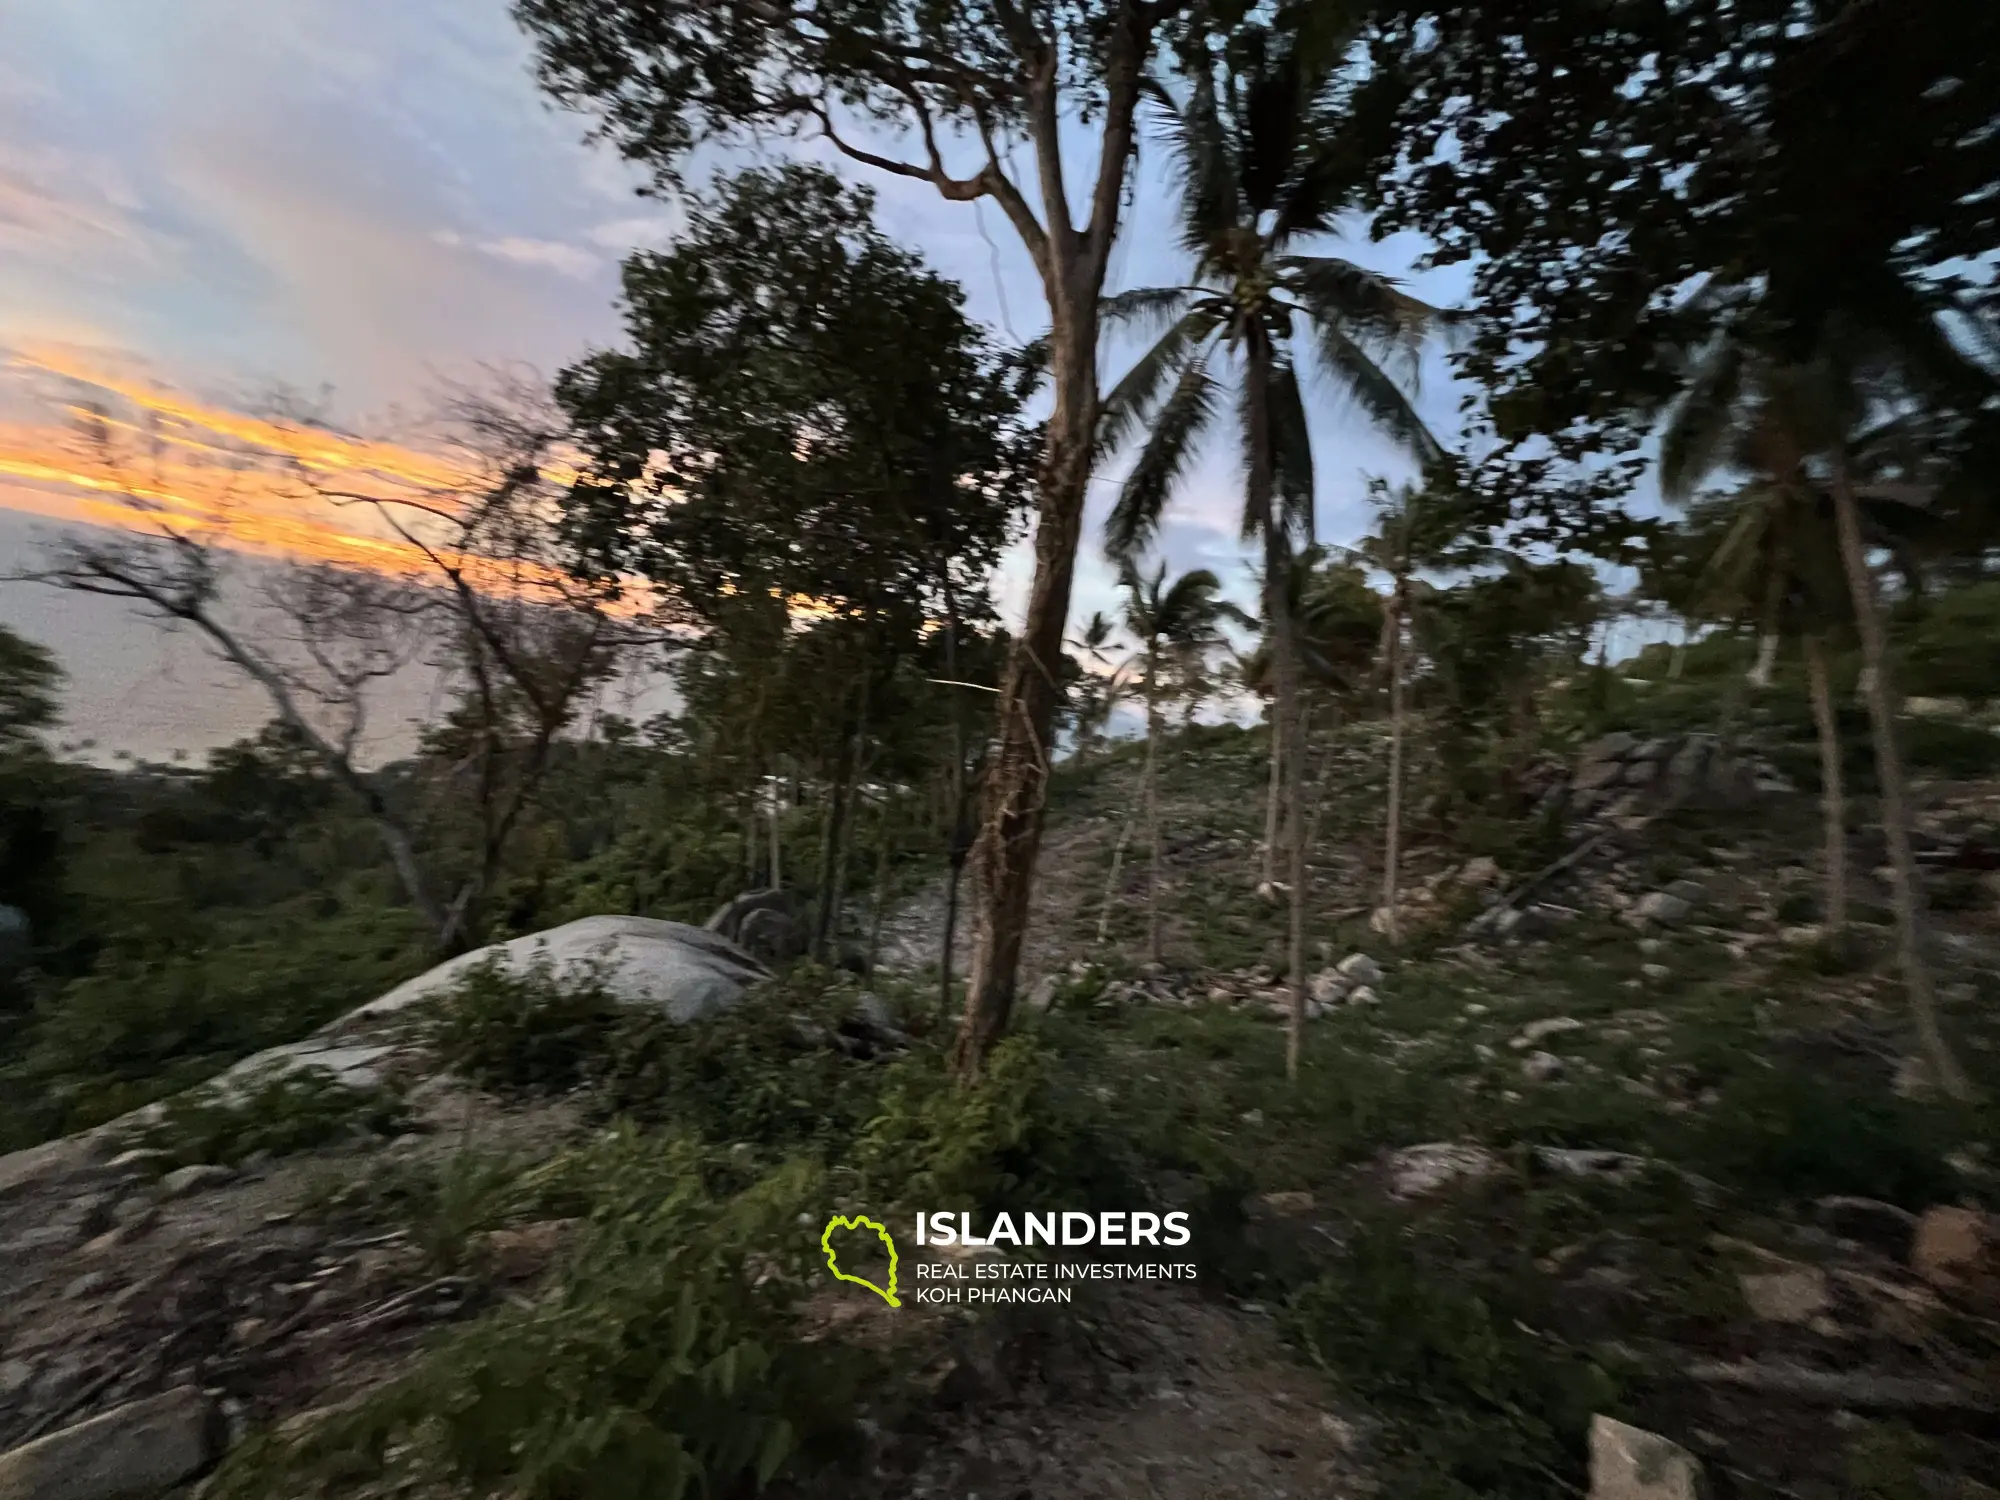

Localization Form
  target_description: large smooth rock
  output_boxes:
[347,915,771,1027]
[0,1387,220,1500]
[1589,1415,1706,1500]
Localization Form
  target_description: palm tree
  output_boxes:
[1115,560,1246,964]
[1100,25,1445,1077]
[1657,308,1992,1101]
[1352,481,1460,945]
[1669,479,1853,940]
[1066,611,1130,766]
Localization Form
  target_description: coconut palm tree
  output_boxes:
[1099,25,1446,1076]
[1115,560,1248,964]
[1066,611,1130,766]
[1670,479,1855,939]
[1657,308,1994,1101]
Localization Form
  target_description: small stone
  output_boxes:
[1641,963,1671,981]
[1385,1142,1502,1199]
[1637,938,1663,955]
[1336,953,1385,987]
[0,1358,34,1400]
[1911,1206,1997,1287]
[159,1164,235,1199]
[1346,986,1380,1007]
[1463,1003,1490,1017]
[1455,856,1503,889]
[1535,1148,1646,1181]
[1589,1415,1704,1500]
[1522,1050,1565,1083]
[481,1218,580,1282]
[1307,968,1348,1004]
[1240,1109,1265,1126]
[1511,1016,1584,1050]
[1739,1266,1833,1324]
[62,1270,113,1302]
[1631,892,1692,926]
[1473,1043,1497,1062]
[1025,974,1059,1012]
[1259,1190,1314,1215]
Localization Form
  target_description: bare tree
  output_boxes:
[17,373,677,955]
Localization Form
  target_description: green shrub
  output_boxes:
[589,965,892,1154]
[216,1133,869,1500]
[1901,717,2000,777]
[424,953,625,1096]
[124,1068,409,1168]
[1688,1068,1960,1208]
[1287,1221,1615,1500]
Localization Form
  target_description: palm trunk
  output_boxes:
[1803,632,1848,939]
[1143,646,1163,964]
[1283,690,1310,1081]
[1381,601,1406,945]
[1243,325,1306,1078]
[1098,817,1133,946]
[768,779,783,890]
[954,336,1099,1076]
[1829,459,1971,1100]
[1261,723,1282,891]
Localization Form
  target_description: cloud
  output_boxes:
[431,230,602,280]
[584,214,682,252]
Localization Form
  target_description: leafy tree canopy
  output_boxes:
[557,165,1035,635]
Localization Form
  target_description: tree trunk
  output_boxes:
[825,664,872,964]
[1381,600,1406,946]
[1283,691,1310,1082]
[768,776,783,890]
[1749,630,1780,688]
[1143,647,1163,964]
[940,583,967,1010]
[813,666,869,962]
[1099,817,1133,946]
[1803,632,1848,939]
[1829,460,1972,1101]
[954,328,1098,1076]
[1242,325,1305,1078]
[865,805,891,981]
[1261,722,1282,890]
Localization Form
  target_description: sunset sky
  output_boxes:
[0,0,1471,761]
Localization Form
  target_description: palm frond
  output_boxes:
[1270,359,1317,546]
[1105,358,1221,561]
[1281,255,1438,346]
[1659,337,1746,503]
[1151,66,1240,256]
[1097,301,1224,459]
[1309,322,1444,465]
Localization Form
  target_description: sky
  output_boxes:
[0,0,1475,762]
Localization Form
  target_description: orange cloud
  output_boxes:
[0,346,644,608]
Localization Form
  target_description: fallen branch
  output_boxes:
[1462,832,1609,939]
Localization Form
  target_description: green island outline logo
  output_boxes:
[820,1214,900,1307]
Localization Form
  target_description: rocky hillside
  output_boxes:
[1,706,1997,1500]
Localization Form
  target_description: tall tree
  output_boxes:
[514,0,1215,1077]
[1101,23,1443,1074]
[1654,313,1993,1099]
[26,380,656,956]
[1113,561,1244,962]
[1353,480,1460,944]
[554,166,1032,965]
